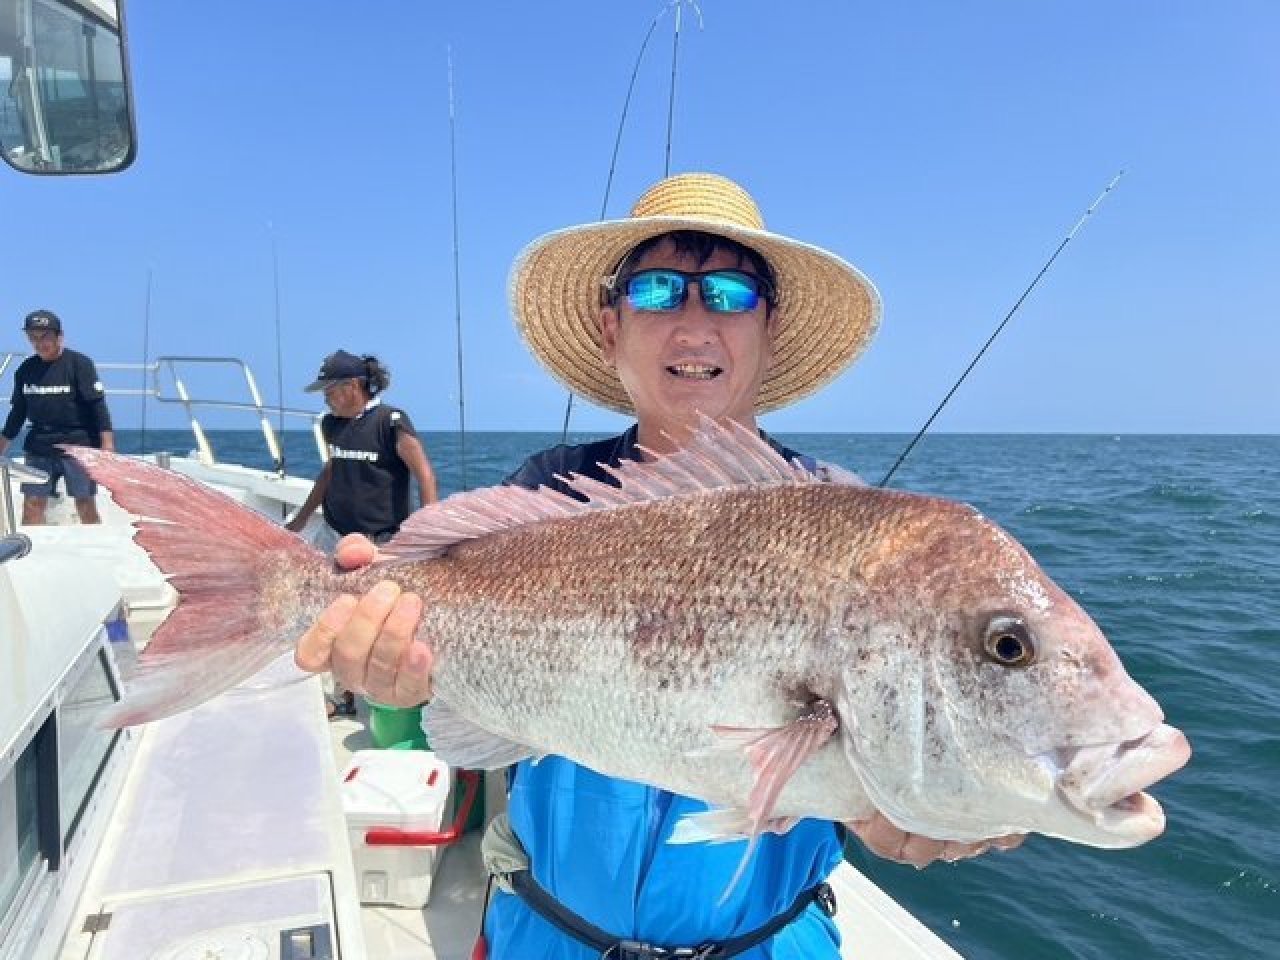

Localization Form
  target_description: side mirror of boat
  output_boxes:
[0,0,135,174]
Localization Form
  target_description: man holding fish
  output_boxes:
[73,170,1187,958]
[295,172,1036,958]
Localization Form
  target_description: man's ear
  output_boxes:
[599,307,620,368]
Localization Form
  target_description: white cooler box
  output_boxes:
[341,749,453,907]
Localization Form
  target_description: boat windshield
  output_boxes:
[0,0,134,173]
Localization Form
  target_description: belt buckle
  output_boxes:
[608,942,664,959]
[607,942,720,959]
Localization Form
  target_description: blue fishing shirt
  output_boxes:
[484,426,845,959]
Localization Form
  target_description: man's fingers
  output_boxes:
[896,833,946,867]
[940,840,989,863]
[364,591,425,702]
[990,834,1026,852]
[846,813,1021,867]
[331,580,402,690]
[334,534,378,571]
[294,594,358,672]
[391,641,434,708]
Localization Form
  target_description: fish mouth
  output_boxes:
[667,362,722,381]
[1053,723,1191,846]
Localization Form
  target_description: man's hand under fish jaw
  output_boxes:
[293,534,433,707]
[847,812,1025,867]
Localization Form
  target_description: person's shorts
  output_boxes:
[18,453,98,500]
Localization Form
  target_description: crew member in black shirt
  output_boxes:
[0,309,114,524]
[286,349,439,717]
[287,349,438,544]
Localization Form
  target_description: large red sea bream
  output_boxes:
[66,419,1189,851]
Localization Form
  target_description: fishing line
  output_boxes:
[448,47,469,490]
[269,223,286,478]
[560,1,702,443]
[139,266,152,455]
[877,171,1125,488]
[664,1,683,177]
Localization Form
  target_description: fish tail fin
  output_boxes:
[63,447,331,727]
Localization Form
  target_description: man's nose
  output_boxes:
[672,284,718,338]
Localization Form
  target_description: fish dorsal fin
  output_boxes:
[381,480,587,560]
[382,414,817,561]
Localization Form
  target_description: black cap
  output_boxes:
[23,309,62,334]
[303,349,366,392]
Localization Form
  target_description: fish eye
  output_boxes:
[983,615,1035,667]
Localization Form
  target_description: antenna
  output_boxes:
[269,222,286,478]
[139,266,152,455]
[447,46,468,491]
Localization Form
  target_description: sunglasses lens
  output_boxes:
[626,270,687,311]
[700,272,761,313]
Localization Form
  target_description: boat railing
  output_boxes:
[116,355,329,472]
[0,457,49,536]
[3,351,324,472]
[4,351,326,473]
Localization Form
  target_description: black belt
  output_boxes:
[507,870,836,959]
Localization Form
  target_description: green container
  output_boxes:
[370,700,486,832]
[366,699,428,751]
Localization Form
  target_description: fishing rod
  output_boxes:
[877,171,1125,489]
[269,222,287,479]
[447,47,469,491]
[139,266,152,455]
[560,0,702,444]
[663,0,690,178]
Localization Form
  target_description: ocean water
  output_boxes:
[115,429,1280,960]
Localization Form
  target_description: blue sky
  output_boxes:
[5,1,1277,434]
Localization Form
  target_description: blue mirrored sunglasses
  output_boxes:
[610,268,773,314]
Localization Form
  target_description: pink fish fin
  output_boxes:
[388,415,823,560]
[669,808,800,844]
[669,809,801,906]
[548,415,824,512]
[60,447,328,728]
[382,483,591,560]
[606,414,818,496]
[710,697,840,832]
[423,698,537,769]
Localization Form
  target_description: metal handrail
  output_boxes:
[0,458,49,534]
[95,356,327,471]
[1,353,326,474]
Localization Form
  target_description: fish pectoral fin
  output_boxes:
[710,697,840,832]
[669,810,800,907]
[669,808,800,844]
[423,699,535,769]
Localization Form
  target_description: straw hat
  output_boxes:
[509,172,881,414]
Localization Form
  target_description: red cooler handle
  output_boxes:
[364,769,481,847]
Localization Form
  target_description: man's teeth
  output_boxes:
[669,363,720,380]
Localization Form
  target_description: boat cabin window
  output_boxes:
[0,622,126,944]
[59,645,122,847]
[0,0,135,173]
[0,737,43,934]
